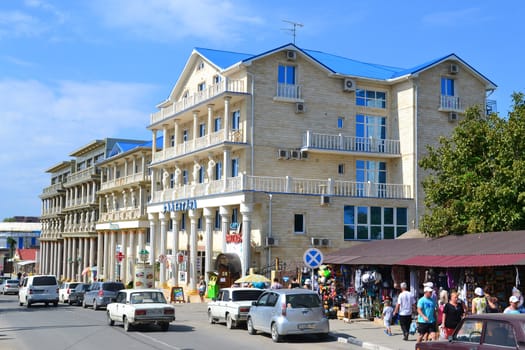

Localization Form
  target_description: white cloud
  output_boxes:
[90,0,264,43]
[0,79,157,217]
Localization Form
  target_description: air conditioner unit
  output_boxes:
[300,150,308,159]
[286,50,297,61]
[295,102,305,113]
[320,195,330,205]
[321,239,330,247]
[343,78,356,92]
[311,237,321,246]
[449,63,459,74]
[449,112,458,122]
[278,149,289,159]
[290,150,300,159]
[266,237,278,246]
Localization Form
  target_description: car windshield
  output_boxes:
[103,283,124,291]
[32,276,57,286]
[7,280,18,284]
[130,292,167,304]
[232,290,264,301]
[286,294,322,308]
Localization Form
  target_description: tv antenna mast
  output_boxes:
[281,19,304,44]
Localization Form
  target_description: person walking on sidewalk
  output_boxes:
[382,299,394,336]
[417,286,437,343]
[393,282,415,341]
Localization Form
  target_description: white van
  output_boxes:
[18,275,59,307]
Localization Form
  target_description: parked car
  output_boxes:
[247,288,329,342]
[0,279,19,295]
[18,275,59,307]
[207,287,264,329]
[83,281,125,310]
[106,288,175,332]
[415,313,525,350]
[59,281,82,303]
[68,283,91,306]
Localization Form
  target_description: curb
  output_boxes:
[337,336,396,350]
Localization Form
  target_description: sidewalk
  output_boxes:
[330,318,416,350]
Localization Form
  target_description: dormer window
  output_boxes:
[197,61,205,70]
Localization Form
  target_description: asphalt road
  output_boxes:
[0,294,358,350]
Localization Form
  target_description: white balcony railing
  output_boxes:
[303,131,400,155]
[275,83,302,100]
[100,172,150,190]
[67,167,98,185]
[151,174,411,203]
[150,78,247,125]
[440,95,462,111]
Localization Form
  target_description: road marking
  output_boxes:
[135,332,183,350]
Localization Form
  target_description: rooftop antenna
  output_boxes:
[281,19,303,45]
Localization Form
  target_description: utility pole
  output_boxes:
[282,20,304,44]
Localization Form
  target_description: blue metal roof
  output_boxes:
[108,141,144,157]
[194,44,495,86]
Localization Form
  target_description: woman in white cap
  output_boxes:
[471,287,496,314]
[504,296,521,314]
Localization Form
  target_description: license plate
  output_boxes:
[148,309,162,315]
[298,323,315,330]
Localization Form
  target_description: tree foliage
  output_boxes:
[419,92,525,236]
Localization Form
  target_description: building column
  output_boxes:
[159,212,168,286]
[222,148,231,190]
[219,206,231,253]
[97,232,103,281]
[77,238,83,280]
[128,230,135,285]
[207,104,214,143]
[223,96,231,140]
[110,231,117,281]
[103,232,109,281]
[83,237,89,282]
[170,211,182,286]
[240,202,253,277]
[203,207,214,284]
[57,241,63,279]
[188,209,201,291]
[89,237,96,281]
[71,238,77,280]
[121,231,128,284]
[148,213,158,268]
[62,239,68,280]
[192,110,199,148]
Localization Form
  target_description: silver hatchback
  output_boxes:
[247,289,329,342]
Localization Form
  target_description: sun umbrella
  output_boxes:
[234,274,270,284]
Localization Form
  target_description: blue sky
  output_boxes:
[1,0,524,219]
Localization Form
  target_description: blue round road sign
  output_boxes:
[303,248,323,269]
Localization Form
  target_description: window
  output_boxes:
[344,206,408,240]
[213,75,221,84]
[232,110,240,130]
[197,61,204,70]
[198,82,206,92]
[199,123,206,137]
[214,117,221,132]
[337,117,344,129]
[338,164,345,175]
[214,209,220,229]
[181,213,186,231]
[278,64,295,84]
[198,166,205,183]
[215,161,222,180]
[441,77,455,96]
[182,90,189,99]
[356,89,386,108]
[294,214,305,234]
[231,208,238,226]
[183,129,188,142]
[356,160,387,197]
[231,158,239,177]
[182,169,188,185]
[170,134,175,147]
[197,217,202,230]
[170,173,175,188]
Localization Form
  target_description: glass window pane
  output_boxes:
[397,208,407,225]
[357,206,367,224]
[294,214,304,232]
[357,226,368,239]
[344,206,355,225]
[278,65,285,83]
[384,208,394,224]
[396,226,408,238]
[344,225,355,240]
[371,226,382,240]
[371,207,381,225]
[384,226,395,239]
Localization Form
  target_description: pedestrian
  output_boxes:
[393,282,416,341]
[303,278,312,289]
[288,277,300,289]
[435,289,448,340]
[270,278,282,289]
[441,291,465,339]
[471,287,496,314]
[504,296,521,314]
[197,276,206,302]
[382,299,393,336]
[416,286,437,343]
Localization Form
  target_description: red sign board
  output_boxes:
[116,252,124,263]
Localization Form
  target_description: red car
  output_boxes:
[415,313,525,350]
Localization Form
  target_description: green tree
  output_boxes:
[419,92,525,236]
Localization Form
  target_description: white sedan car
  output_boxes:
[106,289,175,332]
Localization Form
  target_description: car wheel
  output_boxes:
[106,312,114,326]
[226,313,235,329]
[68,300,73,306]
[123,316,132,332]
[45,302,49,306]
[271,323,281,343]
[93,300,98,311]
[247,317,256,335]
[26,301,31,308]
[207,310,215,324]
[160,322,169,331]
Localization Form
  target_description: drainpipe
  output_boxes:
[268,193,272,269]
[413,79,419,228]
[247,72,255,175]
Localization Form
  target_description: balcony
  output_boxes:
[41,183,65,197]
[150,78,247,125]
[151,174,412,203]
[99,208,145,222]
[302,131,400,157]
[67,167,99,186]
[274,83,302,101]
[152,129,244,164]
[100,172,150,191]
[439,95,462,112]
